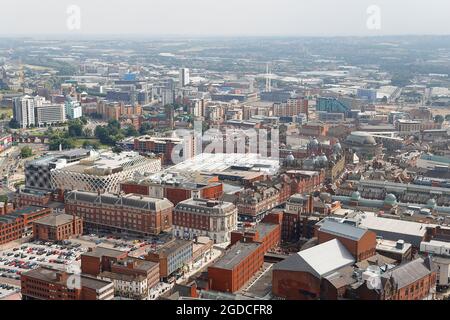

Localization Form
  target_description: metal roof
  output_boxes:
[319,219,369,241]
[273,239,355,278]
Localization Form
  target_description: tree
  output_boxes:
[82,140,100,150]
[445,114,450,121]
[123,125,138,137]
[68,119,84,137]
[139,122,152,135]
[434,115,445,123]
[20,146,33,158]
[8,119,20,129]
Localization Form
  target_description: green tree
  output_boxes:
[8,119,20,129]
[123,125,138,137]
[20,146,33,158]
[68,119,84,137]
[139,122,152,135]
[434,115,445,123]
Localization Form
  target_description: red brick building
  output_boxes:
[286,170,325,194]
[81,247,128,276]
[33,213,83,241]
[0,206,52,245]
[272,239,355,300]
[65,191,173,236]
[15,188,52,208]
[133,135,192,165]
[316,219,377,262]
[355,257,436,300]
[230,212,282,254]
[21,266,114,300]
[121,177,223,205]
[208,242,263,293]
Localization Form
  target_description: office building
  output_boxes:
[179,68,190,87]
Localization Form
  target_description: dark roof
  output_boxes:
[211,242,260,270]
[149,239,192,258]
[319,219,369,241]
[82,247,126,259]
[381,257,434,289]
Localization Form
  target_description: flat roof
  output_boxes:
[149,239,192,257]
[82,247,126,259]
[359,214,430,238]
[211,242,260,270]
[34,213,76,227]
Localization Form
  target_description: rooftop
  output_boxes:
[33,213,78,227]
[66,190,174,211]
[273,239,355,278]
[319,219,369,241]
[211,242,260,270]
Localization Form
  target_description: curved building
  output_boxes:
[343,131,382,159]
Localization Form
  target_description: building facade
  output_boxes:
[65,190,173,236]
[173,198,237,244]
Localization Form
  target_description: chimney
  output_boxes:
[396,240,405,250]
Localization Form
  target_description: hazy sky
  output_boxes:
[2,0,450,37]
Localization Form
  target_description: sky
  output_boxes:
[1,0,450,37]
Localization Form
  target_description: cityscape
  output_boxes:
[1,0,450,309]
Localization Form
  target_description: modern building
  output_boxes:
[65,97,82,120]
[208,242,263,293]
[35,103,66,127]
[65,190,174,236]
[51,151,161,194]
[173,198,238,244]
[32,213,83,241]
[24,149,91,192]
[21,267,114,300]
[342,131,382,160]
[179,68,190,87]
[13,95,36,128]
[316,97,352,118]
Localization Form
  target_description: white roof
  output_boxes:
[359,215,430,237]
[274,239,355,278]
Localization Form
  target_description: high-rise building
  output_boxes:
[65,97,82,120]
[179,68,190,87]
[35,103,66,127]
[13,95,36,128]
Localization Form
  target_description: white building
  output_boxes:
[35,103,66,127]
[13,95,36,128]
[98,272,148,300]
[50,151,161,193]
[65,97,82,120]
